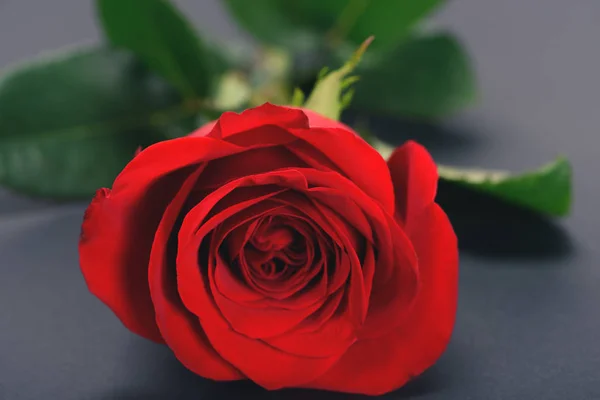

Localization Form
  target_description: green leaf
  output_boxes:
[212,71,252,111]
[222,0,443,53]
[290,88,306,107]
[438,157,572,216]
[97,0,216,99]
[304,37,372,120]
[248,48,294,106]
[284,0,443,51]
[366,136,571,216]
[221,0,319,52]
[352,33,476,118]
[0,46,197,199]
[208,41,255,74]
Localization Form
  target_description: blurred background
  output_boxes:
[1,1,599,399]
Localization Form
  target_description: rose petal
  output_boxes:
[301,108,354,130]
[79,136,246,342]
[208,211,328,338]
[219,125,299,148]
[111,137,242,195]
[191,105,395,215]
[188,106,350,139]
[78,172,186,343]
[212,103,309,139]
[305,203,458,395]
[242,208,333,311]
[176,224,343,389]
[387,141,438,229]
[183,196,329,338]
[308,187,374,245]
[359,211,419,339]
[293,287,345,334]
[265,196,352,297]
[198,146,309,189]
[288,126,395,216]
[147,166,242,380]
[211,249,325,339]
[233,215,322,299]
[264,307,356,359]
[279,169,419,336]
[188,120,217,138]
[213,255,263,303]
[267,192,365,326]
[178,179,298,248]
[205,198,290,305]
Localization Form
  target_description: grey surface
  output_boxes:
[1,0,599,399]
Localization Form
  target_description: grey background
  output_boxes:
[1,0,599,399]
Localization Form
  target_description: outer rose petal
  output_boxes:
[188,106,351,138]
[189,104,396,216]
[188,120,216,137]
[306,203,458,395]
[218,103,309,137]
[79,136,243,342]
[78,176,186,343]
[295,107,394,218]
[301,108,353,130]
[289,126,395,216]
[193,103,309,139]
[148,165,242,380]
[387,140,439,229]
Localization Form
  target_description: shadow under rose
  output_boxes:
[343,115,573,260]
[436,180,573,260]
[94,335,459,400]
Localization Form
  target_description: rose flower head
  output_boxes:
[79,41,458,395]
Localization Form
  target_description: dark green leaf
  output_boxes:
[222,0,442,53]
[438,157,572,216]
[283,0,443,51]
[0,46,196,198]
[208,41,255,74]
[221,0,319,52]
[352,33,476,118]
[97,0,216,99]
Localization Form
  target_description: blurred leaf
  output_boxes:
[222,0,442,53]
[208,41,255,74]
[97,0,217,99]
[213,71,252,110]
[248,48,294,106]
[438,157,572,216]
[352,33,476,118]
[252,48,292,82]
[304,37,373,120]
[0,47,197,198]
[284,0,443,51]
[221,0,319,52]
[290,88,305,106]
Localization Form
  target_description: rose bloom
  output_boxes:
[79,103,458,395]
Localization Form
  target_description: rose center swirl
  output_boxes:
[223,213,324,298]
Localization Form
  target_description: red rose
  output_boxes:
[79,103,458,395]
